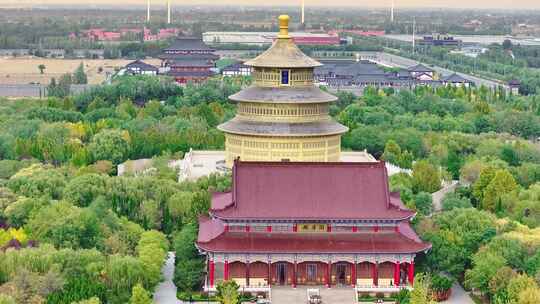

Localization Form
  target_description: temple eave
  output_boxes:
[217,121,349,137]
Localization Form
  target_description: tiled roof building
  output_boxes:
[159,37,219,84]
[197,15,430,297]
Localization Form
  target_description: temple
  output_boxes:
[195,15,430,298]
[197,161,431,294]
[159,37,219,84]
[218,15,348,166]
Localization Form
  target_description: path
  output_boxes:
[271,286,356,304]
[441,282,475,304]
[154,252,181,304]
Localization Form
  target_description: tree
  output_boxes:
[409,273,435,304]
[482,169,518,212]
[465,249,507,295]
[216,280,240,304]
[413,192,433,216]
[73,298,101,304]
[507,274,538,304]
[87,130,130,165]
[412,160,441,193]
[441,192,472,211]
[129,283,152,304]
[518,287,540,304]
[489,266,517,303]
[382,140,402,165]
[73,63,88,85]
[38,64,46,74]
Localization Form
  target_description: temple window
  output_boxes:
[281,69,290,85]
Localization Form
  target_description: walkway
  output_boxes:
[441,282,475,304]
[271,286,356,304]
[154,252,181,304]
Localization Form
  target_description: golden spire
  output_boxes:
[278,15,290,39]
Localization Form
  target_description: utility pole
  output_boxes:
[412,17,416,55]
[147,0,151,23]
[167,0,171,24]
[301,0,305,25]
[391,0,395,23]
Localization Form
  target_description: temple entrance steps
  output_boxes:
[270,286,356,304]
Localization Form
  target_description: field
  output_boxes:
[0,58,161,85]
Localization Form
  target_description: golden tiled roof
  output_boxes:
[244,15,322,68]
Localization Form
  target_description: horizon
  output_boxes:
[2,0,540,10]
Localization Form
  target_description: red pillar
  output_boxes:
[372,263,378,286]
[209,259,215,288]
[224,260,229,281]
[394,261,400,286]
[351,263,357,287]
[246,262,250,287]
[408,262,415,286]
[292,261,297,288]
[326,261,331,288]
[267,262,272,286]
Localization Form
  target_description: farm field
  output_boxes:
[0,58,161,85]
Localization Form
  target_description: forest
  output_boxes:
[0,75,539,303]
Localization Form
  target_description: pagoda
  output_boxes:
[218,15,348,166]
[197,15,430,299]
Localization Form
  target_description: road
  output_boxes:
[154,252,181,304]
[376,52,509,90]
[441,282,475,304]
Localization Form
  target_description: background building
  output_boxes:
[159,37,219,84]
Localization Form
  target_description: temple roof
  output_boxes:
[441,73,472,83]
[229,86,338,104]
[244,15,322,68]
[197,221,430,254]
[217,118,348,137]
[408,64,434,73]
[211,161,415,221]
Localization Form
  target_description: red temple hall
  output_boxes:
[159,37,218,84]
[197,160,431,294]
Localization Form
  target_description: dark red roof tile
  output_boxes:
[212,161,414,221]
[197,229,430,254]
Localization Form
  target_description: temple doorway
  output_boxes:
[336,264,347,285]
[307,263,317,282]
[277,263,287,285]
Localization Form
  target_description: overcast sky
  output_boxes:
[4,0,540,10]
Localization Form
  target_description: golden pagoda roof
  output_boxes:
[229,86,338,104]
[218,118,348,137]
[244,15,322,68]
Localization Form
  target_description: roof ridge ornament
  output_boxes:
[278,15,291,39]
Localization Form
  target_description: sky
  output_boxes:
[3,0,540,10]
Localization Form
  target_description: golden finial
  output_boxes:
[278,15,290,39]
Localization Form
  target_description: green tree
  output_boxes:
[129,283,152,304]
[73,63,88,85]
[216,280,240,304]
[38,64,46,74]
[382,140,402,165]
[412,160,441,193]
[465,249,507,295]
[413,192,433,216]
[482,169,518,212]
[409,273,435,304]
[88,130,130,165]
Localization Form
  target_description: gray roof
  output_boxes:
[126,60,158,71]
[441,73,472,83]
[229,86,338,104]
[218,118,349,136]
[168,70,215,77]
[408,64,434,73]
[163,37,214,52]
[169,59,214,67]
